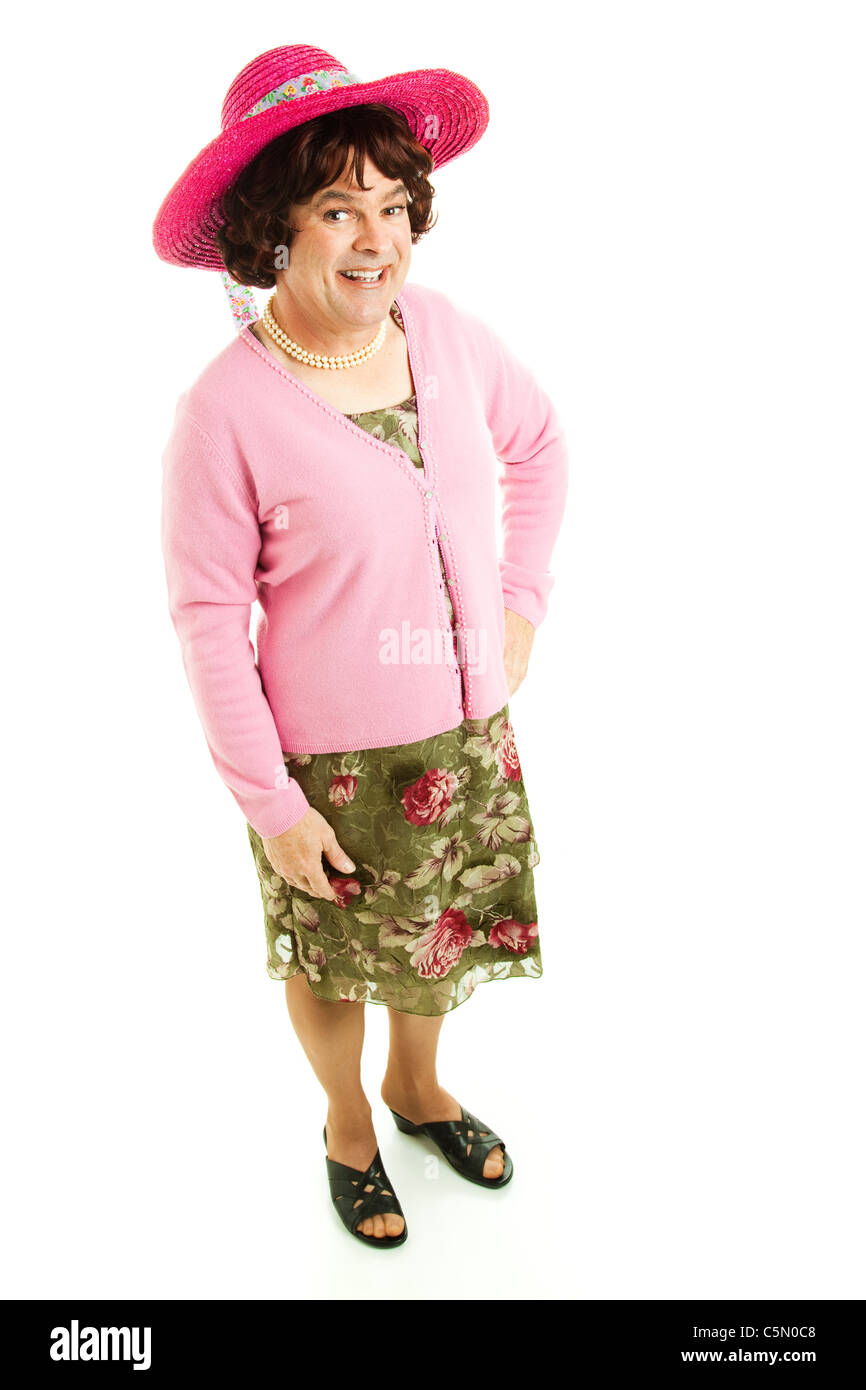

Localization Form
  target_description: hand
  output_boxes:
[503,607,535,696]
[261,807,355,902]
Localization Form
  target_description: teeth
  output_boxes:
[342,269,383,280]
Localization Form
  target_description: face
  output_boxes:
[278,154,412,334]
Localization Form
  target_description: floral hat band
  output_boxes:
[241,68,361,120]
[220,271,259,330]
[152,44,490,330]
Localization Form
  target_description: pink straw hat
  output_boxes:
[152,43,489,325]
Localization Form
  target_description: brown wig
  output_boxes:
[215,103,437,288]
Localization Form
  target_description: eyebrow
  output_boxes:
[311,182,408,208]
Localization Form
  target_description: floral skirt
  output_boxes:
[246,704,542,1016]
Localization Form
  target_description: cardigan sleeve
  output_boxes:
[475,317,569,629]
[160,403,311,838]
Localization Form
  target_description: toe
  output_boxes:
[354,1195,404,1239]
[483,1144,505,1179]
[358,1212,404,1239]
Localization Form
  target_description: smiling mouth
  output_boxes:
[338,266,389,285]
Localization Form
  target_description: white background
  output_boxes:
[2,0,864,1300]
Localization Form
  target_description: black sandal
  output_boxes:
[322,1125,408,1248]
[388,1103,514,1188]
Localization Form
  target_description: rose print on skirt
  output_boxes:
[246,705,543,1016]
[401,768,460,825]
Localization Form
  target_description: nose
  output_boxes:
[353,211,394,257]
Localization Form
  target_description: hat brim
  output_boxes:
[152,67,489,270]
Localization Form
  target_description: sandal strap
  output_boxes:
[325,1151,404,1233]
[419,1107,506,1181]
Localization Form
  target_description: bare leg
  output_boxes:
[379,1009,504,1179]
[284,971,404,1239]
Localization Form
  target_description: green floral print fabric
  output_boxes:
[247,702,543,1014]
[245,325,543,1015]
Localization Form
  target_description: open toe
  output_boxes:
[323,1125,408,1247]
[389,1104,514,1189]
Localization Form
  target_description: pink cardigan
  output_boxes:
[160,280,569,837]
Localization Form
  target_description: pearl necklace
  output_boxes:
[261,292,387,370]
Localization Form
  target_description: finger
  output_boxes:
[308,866,338,901]
[324,838,355,872]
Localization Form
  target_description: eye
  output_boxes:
[323,204,407,222]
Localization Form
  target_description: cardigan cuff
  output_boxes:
[240,778,312,839]
[499,561,555,631]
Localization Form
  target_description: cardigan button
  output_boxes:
[424,491,433,500]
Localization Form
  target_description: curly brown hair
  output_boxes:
[215,103,438,289]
